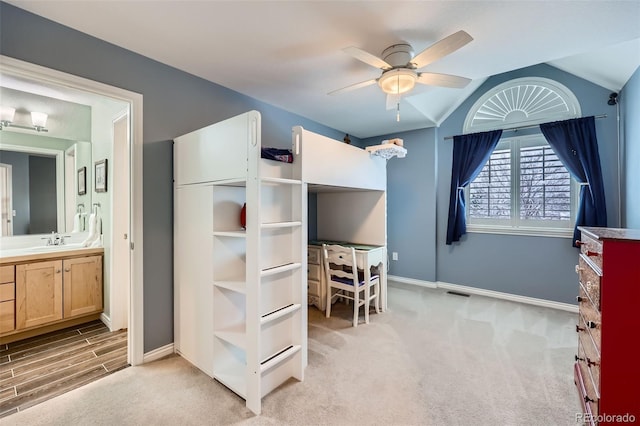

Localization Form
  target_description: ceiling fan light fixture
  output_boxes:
[378,69,417,95]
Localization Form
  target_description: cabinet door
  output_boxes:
[63,256,103,319]
[16,260,63,329]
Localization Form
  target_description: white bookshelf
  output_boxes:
[174,111,305,415]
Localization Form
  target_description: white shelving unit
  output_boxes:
[174,111,305,415]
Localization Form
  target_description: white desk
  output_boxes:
[308,241,387,312]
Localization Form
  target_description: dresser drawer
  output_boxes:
[0,265,14,284]
[308,279,320,297]
[0,282,15,302]
[0,300,15,333]
[308,247,321,265]
[577,311,601,361]
[579,234,602,270]
[578,332,600,396]
[308,264,321,281]
[574,362,598,425]
[577,256,601,311]
[578,282,601,324]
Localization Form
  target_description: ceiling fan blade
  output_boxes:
[386,93,401,110]
[343,46,392,70]
[411,30,473,69]
[417,72,471,88]
[328,79,377,95]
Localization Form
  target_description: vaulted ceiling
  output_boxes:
[4,1,640,138]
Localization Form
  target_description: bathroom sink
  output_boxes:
[27,243,85,251]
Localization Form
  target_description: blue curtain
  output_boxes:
[539,116,607,246]
[446,130,503,245]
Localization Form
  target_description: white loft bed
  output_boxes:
[174,112,388,415]
[294,126,387,248]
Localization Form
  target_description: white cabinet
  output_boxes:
[174,111,305,415]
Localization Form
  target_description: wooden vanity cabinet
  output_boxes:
[0,265,16,333]
[63,255,103,319]
[16,260,64,329]
[16,255,103,329]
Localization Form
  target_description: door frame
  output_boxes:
[0,55,145,366]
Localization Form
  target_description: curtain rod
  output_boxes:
[443,114,608,140]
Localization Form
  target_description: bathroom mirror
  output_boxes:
[0,133,92,236]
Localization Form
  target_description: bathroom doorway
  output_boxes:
[0,56,144,366]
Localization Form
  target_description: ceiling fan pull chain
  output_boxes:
[396,102,400,122]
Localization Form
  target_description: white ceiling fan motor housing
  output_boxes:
[381,43,414,68]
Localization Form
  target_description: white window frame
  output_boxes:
[466,134,579,238]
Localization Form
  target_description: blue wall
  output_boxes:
[622,66,640,228]
[367,64,621,304]
[363,128,438,281]
[0,3,354,352]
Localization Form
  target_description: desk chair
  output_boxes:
[322,244,380,327]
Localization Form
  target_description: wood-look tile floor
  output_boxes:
[0,320,128,418]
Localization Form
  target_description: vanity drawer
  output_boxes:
[0,300,15,333]
[308,279,320,297]
[0,265,14,284]
[0,282,15,302]
[308,264,321,281]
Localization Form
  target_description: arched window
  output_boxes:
[464,77,581,134]
[464,78,581,237]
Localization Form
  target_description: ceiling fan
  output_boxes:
[329,30,474,118]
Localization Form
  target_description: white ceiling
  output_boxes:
[5,1,640,139]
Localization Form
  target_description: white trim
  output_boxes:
[388,275,437,288]
[388,275,578,313]
[1,55,145,366]
[100,312,112,330]
[143,343,175,363]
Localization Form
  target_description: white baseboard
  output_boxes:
[388,275,438,289]
[143,343,175,363]
[100,313,112,330]
[388,275,578,313]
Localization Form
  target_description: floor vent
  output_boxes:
[447,291,471,297]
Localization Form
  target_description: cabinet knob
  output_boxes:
[574,265,582,274]
[584,395,595,404]
[575,324,585,333]
[587,320,598,329]
[586,250,599,257]
[575,355,585,362]
[575,240,585,247]
[586,357,598,367]
[56,269,61,273]
[576,296,584,303]
[64,268,71,272]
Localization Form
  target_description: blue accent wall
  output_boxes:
[0,3,352,352]
[621,66,640,228]
[363,128,438,281]
[367,64,622,304]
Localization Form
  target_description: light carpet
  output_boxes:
[2,282,582,425]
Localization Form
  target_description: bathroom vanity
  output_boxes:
[0,246,104,344]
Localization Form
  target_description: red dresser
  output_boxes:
[574,226,640,425]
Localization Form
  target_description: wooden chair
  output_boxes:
[322,244,380,327]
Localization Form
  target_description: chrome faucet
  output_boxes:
[41,232,70,246]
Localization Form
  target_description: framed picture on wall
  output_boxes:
[95,159,108,193]
[78,167,86,195]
